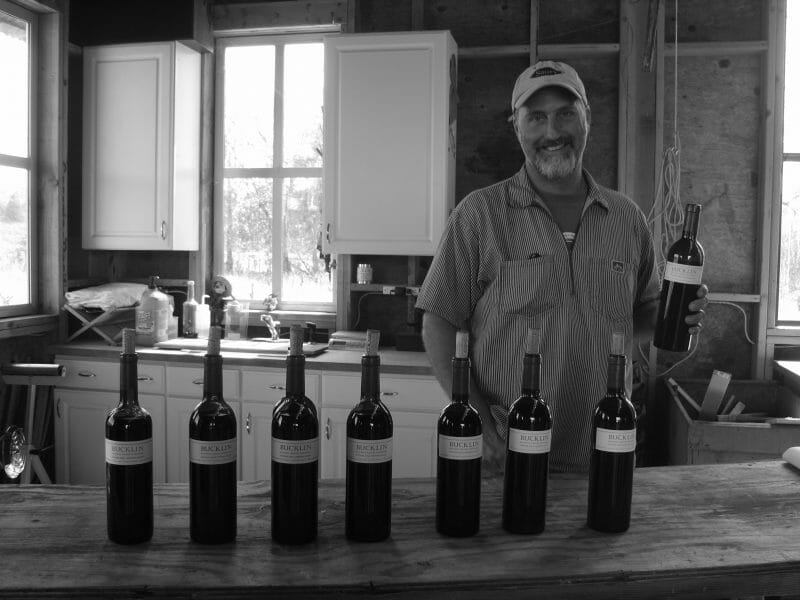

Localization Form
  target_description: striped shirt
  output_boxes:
[416,167,660,473]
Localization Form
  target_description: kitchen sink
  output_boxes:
[154,337,328,356]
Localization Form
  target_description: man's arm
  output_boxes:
[421,311,505,472]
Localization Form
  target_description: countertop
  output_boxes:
[49,340,435,376]
[2,461,800,599]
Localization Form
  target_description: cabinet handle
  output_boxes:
[246,413,251,434]
[161,220,167,240]
[137,375,154,382]
[325,417,331,440]
[56,398,62,418]
[192,378,203,385]
[268,384,285,390]
[326,222,330,242]
[77,370,96,378]
[381,391,399,397]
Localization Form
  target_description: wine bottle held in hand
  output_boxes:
[503,328,552,534]
[587,332,637,533]
[106,328,153,544]
[189,326,237,544]
[345,329,393,542]
[271,324,319,544]
[436,330,482,537]
[653,203,704,352]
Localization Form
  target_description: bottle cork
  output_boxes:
[365,329,380,356]
[122,328,136,354]
[207,325,221,356]
[455,330,469,359]
[289,324,304,356]
[610,331,625,356]
[525,328,541,355]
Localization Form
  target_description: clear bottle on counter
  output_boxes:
[182,280,199,338]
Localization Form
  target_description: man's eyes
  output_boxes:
[527,110,578,122]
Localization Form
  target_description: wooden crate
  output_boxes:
[667,379,800,465]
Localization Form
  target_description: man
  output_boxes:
[416,60,708,473]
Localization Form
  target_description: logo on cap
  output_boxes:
[531,67,562,78]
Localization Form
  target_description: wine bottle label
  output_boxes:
[594,427,636,453]
[347,436,393,464]
[438,434,482,460]
[663,261,703,285]
[508,427,551,454]
[272,437,320,465]
[105,438,153,466]
[189,437,237,465]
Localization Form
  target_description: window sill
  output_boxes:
[0,314,59,340]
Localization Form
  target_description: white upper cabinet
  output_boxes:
[323,31,457,255]
[82,41,201,250]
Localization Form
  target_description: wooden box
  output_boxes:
[667,379,800,465]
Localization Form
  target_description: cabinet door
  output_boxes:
[165,396,242,483]
[240,401,274,482]
[323,31,457,255]
[320,406,349,480]
[391,411,438,478]
[82,41,199,250]
[54,390,166,484]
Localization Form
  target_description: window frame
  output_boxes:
[213,30,334,313]
[0,0,37,319]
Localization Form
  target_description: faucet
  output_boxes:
[260,313,281,341]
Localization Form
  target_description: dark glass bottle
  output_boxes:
[271,324,319,544]
[587,333,637,533]
[346,329,393,542]
[436,330,482,537]
[189,326,237,544]
[653,203,704,352]
[502,329,551,534]
[106,328,153,544]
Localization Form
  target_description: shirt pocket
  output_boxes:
[497,256,560,317]
[579,256,635,322]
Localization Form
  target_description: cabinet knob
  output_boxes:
[246,413,251,434]
[325,417,331,440]
[381,391,398,397]
[77,370,96,378]
[137,375,154,383]
[192,378,203,385]
[268,384,285,390]
[161,221,167,240]
[56,398,62,418]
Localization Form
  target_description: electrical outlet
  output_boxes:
[382,286,406,295]
[382,286,395,295]
[406,286,420,296]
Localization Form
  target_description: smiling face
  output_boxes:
[513,86,590,183]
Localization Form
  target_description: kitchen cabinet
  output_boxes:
[53,358,167,484]
[322,31,457,255]
[82,41,200,250]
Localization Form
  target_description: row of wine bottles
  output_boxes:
[106,319,638,545]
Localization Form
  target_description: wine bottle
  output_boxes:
[436,330,482,537]
[182,280,198,338]
[587,332,637,533]
[653,203,705,352]
[345,329,393,542]
[106,328,153,544]
[271,324,319,544]
[189,325,237,544]
[502,328,551,534]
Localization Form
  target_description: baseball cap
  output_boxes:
[510,60,589,111]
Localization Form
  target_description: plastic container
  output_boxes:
[135,276,170,346]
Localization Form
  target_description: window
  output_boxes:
[0,0,36,318]
[214,33,333,311]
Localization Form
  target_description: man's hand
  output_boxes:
[685,283,709,335]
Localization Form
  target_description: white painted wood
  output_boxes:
[323,31,457,255]
[82,41,200,250]
[240,400,274,482]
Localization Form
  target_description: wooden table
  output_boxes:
[2,461,800,599]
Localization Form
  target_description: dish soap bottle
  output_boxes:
[135,276,170,347]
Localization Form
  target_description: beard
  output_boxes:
[530,141,581,181]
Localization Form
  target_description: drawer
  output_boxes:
[57,357,165,394]
[167,366,240,399]
[241,369,319,404]
[322,373,448,412]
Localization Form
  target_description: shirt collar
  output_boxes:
[509,166,610,211]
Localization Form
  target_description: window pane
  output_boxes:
[785,1,800,152]
[0,165,30,306]
[0,9,29,157]
[778,161,800,322]
[224,46,275,168]
[284,43,323,168]
[282,178,331,303]
[223,178,273,300]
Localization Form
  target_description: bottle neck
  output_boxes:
[119,354,139,406]
[606,355,626,394]
[361,355,380,400]
[286,354,305,397]
[203,354,223,401]
[521,354,541,396]
[682,209,700,240]
[451,357,470,403]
